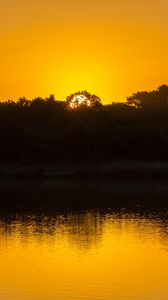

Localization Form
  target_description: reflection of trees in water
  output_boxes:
[61,211,104,249]
[0,211,104,249]
[0,210,167,249]
[105,211,168,247]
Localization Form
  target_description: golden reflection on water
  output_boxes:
[0,211,168,300]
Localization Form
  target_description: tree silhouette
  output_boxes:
[17,97,30,108]
[1,86,168,164]
[126,85,168,108]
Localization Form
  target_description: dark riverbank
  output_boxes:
[1,161,168,181]
[0,180,168,212]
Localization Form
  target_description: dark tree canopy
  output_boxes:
[126,85,168,108]
[0,85,168,164]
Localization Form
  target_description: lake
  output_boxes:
[0,180,167,300]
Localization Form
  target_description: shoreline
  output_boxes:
[1,160,168,180]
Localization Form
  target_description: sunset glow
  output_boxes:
[69,94,91,108]
[1,1,168,298]
[1,0,168,103]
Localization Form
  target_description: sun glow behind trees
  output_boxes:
[1,0,168,102]
[69,94,91,109]
[66,91,102,109]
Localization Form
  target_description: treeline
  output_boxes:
[1,85,168,163]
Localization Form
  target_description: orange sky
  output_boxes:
[1,0,168,103]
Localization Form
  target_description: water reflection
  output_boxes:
[0,210,168,300]
[0,211,104,251]
[0,210,168,248]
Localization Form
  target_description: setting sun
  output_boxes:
[69,94,91,109]
[66,90,101,108]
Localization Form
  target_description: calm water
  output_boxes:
[0,181,168,300]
